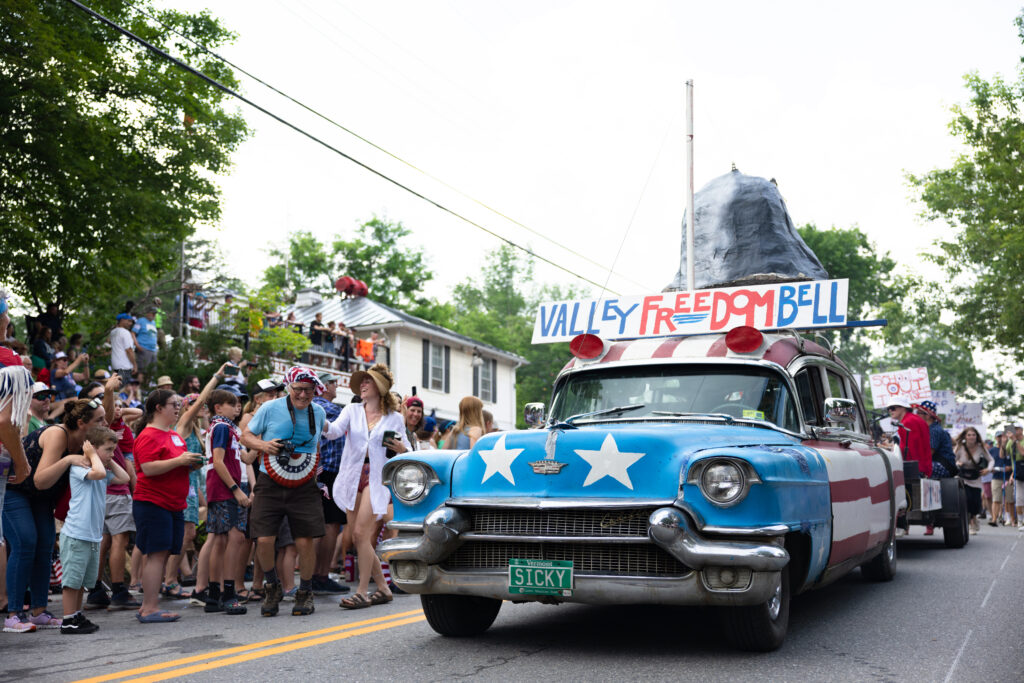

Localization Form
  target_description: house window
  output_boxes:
[422,339,450,393]
[474,358,497,403]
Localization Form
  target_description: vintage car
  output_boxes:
[379,327,907,651]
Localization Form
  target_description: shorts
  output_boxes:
[358,462,371,493]
[992,479,1015,504]
[132,500,184,555]
[276,518,294,550]
[983,480,992,498]
[60,536,100,590]
[317,470,347,525]
[207,498,248,535]
[103,494,135,536]
[136,347,157,371]
[184,494,200,525]
[249,476,324,540]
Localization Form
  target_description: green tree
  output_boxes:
[907,10,1024,360]
[332,216,433,310]
[0,0,248,314]
[262,231,334,295]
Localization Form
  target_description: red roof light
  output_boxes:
[570,334,606,360]
[725,326,764,353]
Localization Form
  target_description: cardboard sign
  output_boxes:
[931,390,956,419]
[868,367,931,410]
[920,479,942,512]
[532,279,850,343]
[950,401,983,431]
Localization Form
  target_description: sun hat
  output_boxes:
[886,396,912,410]
[156,375,173,387]
[349,364,393,398]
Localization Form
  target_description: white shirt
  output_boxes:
[326,404,409,517]
[109,326,134,369]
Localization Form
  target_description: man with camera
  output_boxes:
[241,367,328,617]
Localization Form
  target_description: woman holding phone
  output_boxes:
[326,363,409,609]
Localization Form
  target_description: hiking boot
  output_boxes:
[28,611,62,629]
[311,575,350,595]
[109,590,142,610]
[222,597,247,616]
[291,589,315,616]
[261,582,283,617]
[84,587,110,610]
[3,613,37,633]
[61,612,99,635]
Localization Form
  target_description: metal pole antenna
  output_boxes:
[686,79,695,292]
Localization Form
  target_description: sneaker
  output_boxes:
[291,589,315,616]
[204,598,225,614]
[311,576,350,595]
[261,582,283,618]
[61,613,99,635]
[109,590,142,610]
[923,525,934,536]
[282,587,297,601]
[3,613,37,633]
[189,588,209,607]
[221,597,247,616]
[84,587,110,610]
[28,610,62,629]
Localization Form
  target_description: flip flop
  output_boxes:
[160,583,189,599]
[369,590,393,605]
[339,593,372,610]
[136,610,181,623]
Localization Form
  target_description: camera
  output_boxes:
[275,440,296,467]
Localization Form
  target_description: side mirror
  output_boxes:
[523,402,546,428]
[824,397,856,427]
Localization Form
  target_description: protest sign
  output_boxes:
[931,390,956,421]
[868,367,931,409]
[532,279,850,343]
[950,401,984,431]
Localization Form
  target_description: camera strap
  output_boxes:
[286,396,316,448]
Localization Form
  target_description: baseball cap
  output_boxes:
[405,396,424,409]
[255,378,284,394]
[31,382,55,398]
[217,383,248,400]
[54,351,67,360]
[115,312,134,322]
[318,372,340,383]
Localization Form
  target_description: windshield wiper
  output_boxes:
[650,410,736,425]
[563,404,647,425]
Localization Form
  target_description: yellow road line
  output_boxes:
[73,609,424,683]
[124,616,426,683]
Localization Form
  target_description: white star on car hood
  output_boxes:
[478,434,524,485]
[574,434,646,489]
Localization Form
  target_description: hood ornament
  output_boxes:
[530,459,569,475]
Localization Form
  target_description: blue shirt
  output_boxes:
[248,396,326,474]
[63,466,115,543]
[314,397,344,473]
[929,422,955,466]
[133,317,158,352]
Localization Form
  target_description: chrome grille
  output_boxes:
[442,541,690,576]
[469,507,655,538]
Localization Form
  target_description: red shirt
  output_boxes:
[134,426,188,511]
[0,346,21,367]
[898,411,932,477]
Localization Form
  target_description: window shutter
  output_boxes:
[443,345,450,393]
[473,363,480,397]
[422,339,429,387]
[491,359,497,403]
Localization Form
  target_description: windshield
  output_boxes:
[550,364,801,432]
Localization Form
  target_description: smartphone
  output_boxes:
[224,364,239,376]
[383,430,399,459]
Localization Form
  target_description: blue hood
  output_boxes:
[450,423,800,501]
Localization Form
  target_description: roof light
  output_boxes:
[569,334,607,360]
[724,326,764,354]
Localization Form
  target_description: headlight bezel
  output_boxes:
[685,457,761,507]
[383,460,442,504]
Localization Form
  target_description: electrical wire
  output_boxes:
[64,0,620,294]
[124,0,651,292]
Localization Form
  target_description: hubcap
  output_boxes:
[886,538,895,563]
[767,578,782,620]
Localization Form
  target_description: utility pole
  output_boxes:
[686,79,695,292]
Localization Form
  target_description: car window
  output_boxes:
[794,367,823,427]
[826,369,866,434]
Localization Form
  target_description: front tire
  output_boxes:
[421,594,502,637]
[861,532,897,581]
[721,567,790,652]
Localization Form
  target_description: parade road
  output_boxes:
[6,526,1023,683]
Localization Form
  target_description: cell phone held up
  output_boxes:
[223,363,240,377]
[383,430,399,459]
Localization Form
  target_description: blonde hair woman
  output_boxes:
[327,363,409,608]
[443,396,485,449]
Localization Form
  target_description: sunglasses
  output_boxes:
[33,393,53,401]
[87,397,103,409]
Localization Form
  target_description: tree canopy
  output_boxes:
[0,0,248,315]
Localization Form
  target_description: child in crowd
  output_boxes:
[61,426,130,634]
[204,390,249,614]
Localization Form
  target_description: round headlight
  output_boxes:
[700,461,745,505]
[393,463,428,502]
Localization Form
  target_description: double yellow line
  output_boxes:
[73,609,425,683]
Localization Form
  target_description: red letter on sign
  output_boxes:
[640,296,662,335]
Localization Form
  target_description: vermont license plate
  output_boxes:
[508,558,573,596]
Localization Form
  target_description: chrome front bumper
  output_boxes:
[378,504,790,606]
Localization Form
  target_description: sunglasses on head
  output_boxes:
[87,397,103,409]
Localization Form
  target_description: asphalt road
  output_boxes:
[5,524,1023,683]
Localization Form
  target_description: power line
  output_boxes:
[122,0,651,293]
[64,0,619,294]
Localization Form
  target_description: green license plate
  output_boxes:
[508,558,573,596]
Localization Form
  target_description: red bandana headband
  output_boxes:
[283,366,325,396]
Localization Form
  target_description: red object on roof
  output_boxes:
[352,280,368,297]
[335,276,355,294]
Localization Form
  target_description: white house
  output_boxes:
[276,289,527,430]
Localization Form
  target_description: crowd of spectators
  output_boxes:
[0,289,496,634]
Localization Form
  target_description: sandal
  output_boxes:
[340,592,372,610]
[237,589,258,603]
[369,590,393,605]
[160,583,189,599]
[128,583,144,594]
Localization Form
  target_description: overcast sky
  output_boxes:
[161,0,1023,303]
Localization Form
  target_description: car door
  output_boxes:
[793,360,890,569]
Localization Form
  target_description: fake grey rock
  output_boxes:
[666,169,827,290]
